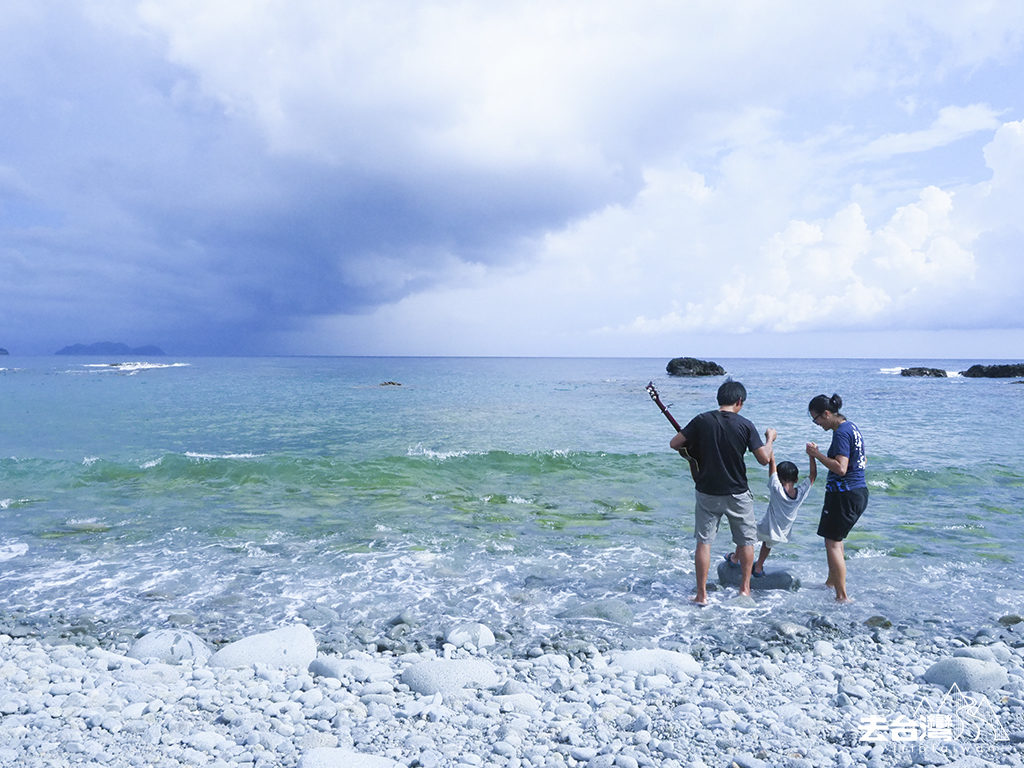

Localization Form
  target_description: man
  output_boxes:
[670,380,775,604]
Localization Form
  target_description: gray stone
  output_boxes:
[773,621,811,638]
[444,622,496,649]
[610,649,701,679]
[209,624,317,669]
[309,655,394,682]
[923,657,1009,692]
[400,658,500,695]
[127,629,212,665]
[952,647,996,662]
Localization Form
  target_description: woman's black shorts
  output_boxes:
[817,487,869,541]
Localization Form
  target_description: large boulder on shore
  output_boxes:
[128,629,212,665]
[959,363,1024,378]
[901,367,947,377]
[923,656,1008,692]
[666,357,725,377]
[400,658,500,695]
[209,624,317,669]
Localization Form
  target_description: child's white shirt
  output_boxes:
[758,473,812,544]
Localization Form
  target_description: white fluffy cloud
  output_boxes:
[293,117,1024,355]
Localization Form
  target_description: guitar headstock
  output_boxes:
[645,381,660,402]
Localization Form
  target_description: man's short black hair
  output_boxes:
[717,380,747,406]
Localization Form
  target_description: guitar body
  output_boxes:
[645,382,700,475]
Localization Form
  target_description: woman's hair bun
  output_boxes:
[829,393,843,412]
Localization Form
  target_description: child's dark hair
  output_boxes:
[776,460,799,484]
[808,393,843,417]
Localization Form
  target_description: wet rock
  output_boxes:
[900,367,947,377]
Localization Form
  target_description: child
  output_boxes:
[726,443,816,575]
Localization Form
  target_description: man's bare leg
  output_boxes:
[694,541,711,605]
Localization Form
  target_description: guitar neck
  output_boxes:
[656,401,683,432]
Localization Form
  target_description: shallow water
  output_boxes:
[1,356,1022,649]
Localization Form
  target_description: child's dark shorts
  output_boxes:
[817,487,869,541]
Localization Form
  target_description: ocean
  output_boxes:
[1,356,1022,652]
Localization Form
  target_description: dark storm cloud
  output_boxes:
[0,4,632,355]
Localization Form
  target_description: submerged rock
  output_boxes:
[716,560,798,591]
[666,357,726,377]
[900,367,947,377]
[556,598,634,625]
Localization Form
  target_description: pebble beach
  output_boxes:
[2,607,1023,768]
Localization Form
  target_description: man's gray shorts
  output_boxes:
[694,490,756,547]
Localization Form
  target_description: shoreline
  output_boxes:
[1,614,1022,768]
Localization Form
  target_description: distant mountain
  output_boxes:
[55,342,165,356]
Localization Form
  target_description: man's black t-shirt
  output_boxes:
[681,409,764,496]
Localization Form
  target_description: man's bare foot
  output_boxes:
[692,594,708,606]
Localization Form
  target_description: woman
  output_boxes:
[806,393,867,602]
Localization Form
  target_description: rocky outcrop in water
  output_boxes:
[0,348,8,355]
[960,363,1024,378]
[900,367,947,377]
[666,357,725,377]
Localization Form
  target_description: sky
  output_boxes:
[2,1,1024,358]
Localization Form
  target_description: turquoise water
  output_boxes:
[1,356,1022,649]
